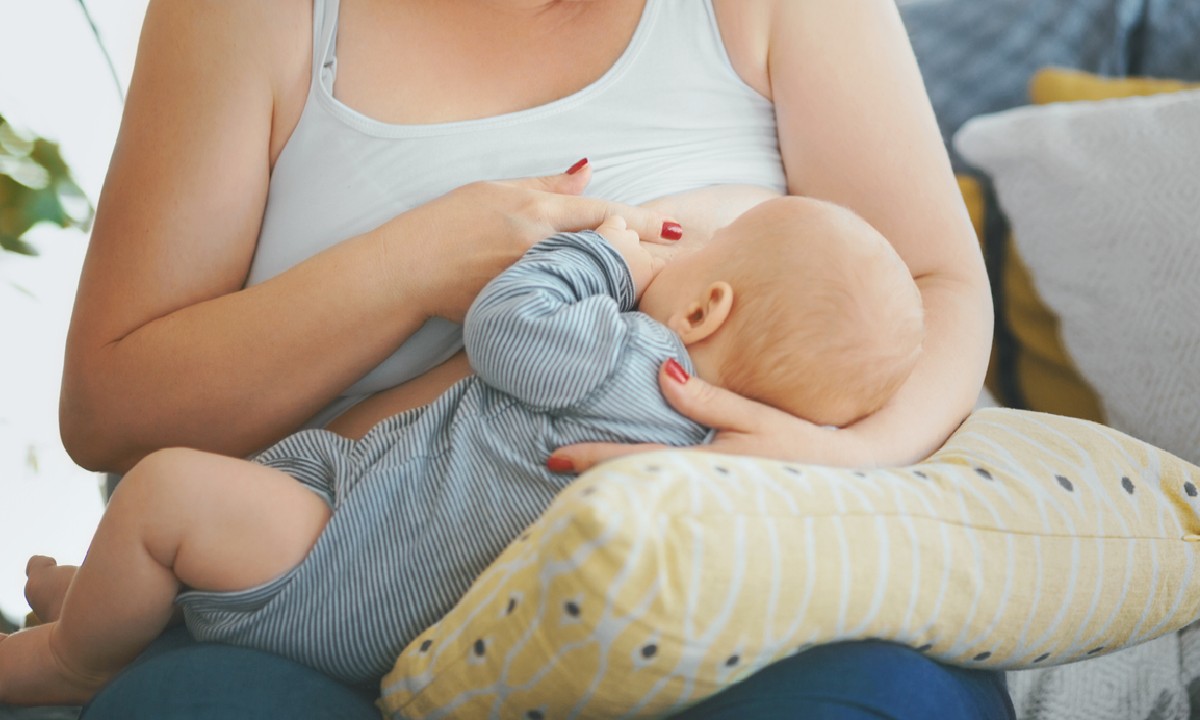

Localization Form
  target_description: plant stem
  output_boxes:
[75,0,125,104]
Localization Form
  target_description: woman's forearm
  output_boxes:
[552,266,994,473]
[766,0,994,465]
[62,174,680,473]
[850,272,993,466]
[60,225,429,473]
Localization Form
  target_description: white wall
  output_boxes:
[0,0,148,622]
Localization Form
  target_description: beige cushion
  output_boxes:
[380,409,1200,719]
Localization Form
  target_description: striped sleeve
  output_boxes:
[463,230,637,412]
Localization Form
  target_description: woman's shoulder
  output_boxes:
[710,0,773,99]
[713,0,905,102]
[139,0,312,160]
[140,0,310,60]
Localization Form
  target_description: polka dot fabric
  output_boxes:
[379,408,1200,719]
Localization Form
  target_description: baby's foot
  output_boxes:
[24,556,76,624]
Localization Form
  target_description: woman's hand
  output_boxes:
[551,360,889,474]
[396,160,682,323]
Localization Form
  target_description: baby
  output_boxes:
[628,195,923,429]
[0,196,922,705]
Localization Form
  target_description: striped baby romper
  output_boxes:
[177,231,711,686]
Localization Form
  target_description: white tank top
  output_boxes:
[248,0,786,427]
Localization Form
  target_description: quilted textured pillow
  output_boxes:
[380,409,1200,719]
[956,89,1200,466]
[985,69,1199,424]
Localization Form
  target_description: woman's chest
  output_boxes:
[270,0,772,163]
[333,0,645,125]
[328,0,770,125]
[252,0,784,286]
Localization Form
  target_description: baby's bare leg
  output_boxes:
[0,448,330,706]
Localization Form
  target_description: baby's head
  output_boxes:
[641,196,924,427]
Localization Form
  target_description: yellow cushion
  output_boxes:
[1003,243,1104,421]
[981,68,1199,420]
[1030,67,1200,104]
[380,408,1200,719]
[957,174,987,243]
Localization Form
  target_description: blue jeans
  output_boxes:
[81,627,1013,719]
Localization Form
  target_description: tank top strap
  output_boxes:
[311,0,340,85]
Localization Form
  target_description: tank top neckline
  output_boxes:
[312,0,659,138]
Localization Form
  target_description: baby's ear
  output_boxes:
[671,281,733,343]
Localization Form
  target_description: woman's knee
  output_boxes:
[674,641,1014,720]
[82,628,379,720]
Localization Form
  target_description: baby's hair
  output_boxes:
[718,199,924,428]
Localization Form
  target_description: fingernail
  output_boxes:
[665,358,690,384]
[546,455,575,473]
[660,221,683,241]
[566,157,589,175]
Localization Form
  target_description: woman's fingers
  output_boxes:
[421,160,678,320]
[656,360,781,434]
[550,360,786,473]
[553,196,682,243]
[551,360,883,473]
[548,442,668,474]
[506,158,594,196]
[658,360,829,462]
[506,160,683,242]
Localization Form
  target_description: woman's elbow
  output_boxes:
[59,406,113,473]
[59,380,138,473]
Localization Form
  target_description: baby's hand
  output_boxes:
[596,215,662,298]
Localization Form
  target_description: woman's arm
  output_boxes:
[61,0,676,473]
[61,0,335,471]
[556,0,991,470]
[762,0,992,464]
[62,0,450,472]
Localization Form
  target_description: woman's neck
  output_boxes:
[470,0,587,14]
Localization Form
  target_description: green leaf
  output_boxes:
[0,233,38,256]
[0,114,35,157]
[0,113,94,257]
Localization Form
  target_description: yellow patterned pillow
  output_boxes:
[380,409,1200,719]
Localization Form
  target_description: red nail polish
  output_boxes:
[665,358,690,384]
[566,157,589,175]
[660,222,683,241]
[547,456,575,473]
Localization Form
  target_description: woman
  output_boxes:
[56,0,1008,717]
